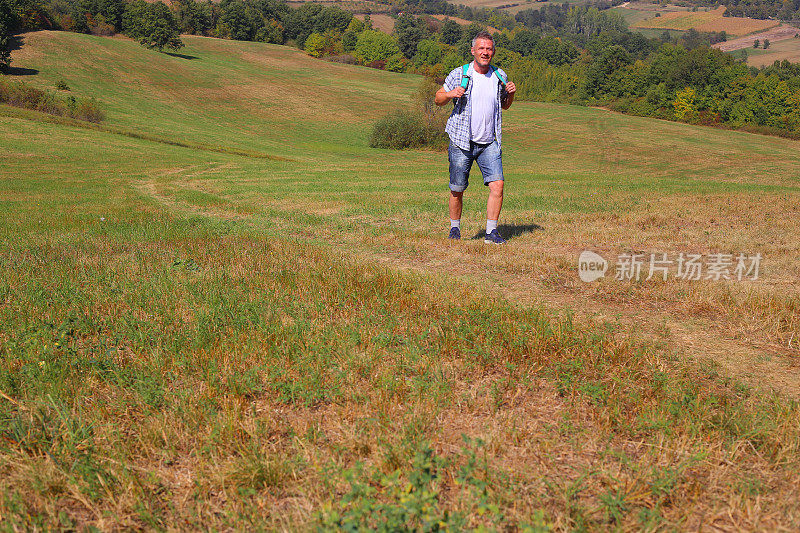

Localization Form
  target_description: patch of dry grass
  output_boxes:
[633,6,778,37]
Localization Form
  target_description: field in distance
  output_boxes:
[630,4,778,37]
[745,35,800,66]
[2,30,800,530]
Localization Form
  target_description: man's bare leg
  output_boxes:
[485,180,505,242]
[448,190,464,239]
[449,191,464,220]
[487,180,503,221]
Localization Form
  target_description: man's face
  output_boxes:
[471,38,495,68]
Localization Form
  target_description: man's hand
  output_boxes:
[501,81,516,110]
[449,87,466,99]
[435,86,466,106]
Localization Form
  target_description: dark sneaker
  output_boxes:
[449,227,461,240]
[484,229,506,244]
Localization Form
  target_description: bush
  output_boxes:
[369,78,449,150]
[369,110,427,149]
[0,78,105,122]
[71,98,105,122]
[327,54,357,64]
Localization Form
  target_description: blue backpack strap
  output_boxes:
[489,64,507,87]
[460,63,470,89]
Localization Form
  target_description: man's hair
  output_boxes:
[472,31,494,48]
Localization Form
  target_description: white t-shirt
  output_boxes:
[469,66,499,144]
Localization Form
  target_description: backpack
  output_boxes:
[459,63,507,90]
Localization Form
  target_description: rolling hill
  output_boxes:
[2,30,800,530]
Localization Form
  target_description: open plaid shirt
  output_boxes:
[442,62,508,151]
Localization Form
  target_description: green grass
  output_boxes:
[2,30,800,530]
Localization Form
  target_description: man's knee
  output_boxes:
[489,180,504,195]
[450,190,464,199]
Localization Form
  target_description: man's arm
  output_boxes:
[435,86,466,106]
[501,81,517,110]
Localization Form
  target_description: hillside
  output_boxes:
[2,31,800,530]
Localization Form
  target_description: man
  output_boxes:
[435,31,516,244]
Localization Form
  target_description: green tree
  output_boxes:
[124,1,184,52]
[754,39,760,48]
[0,0,14,70]
[441,52,463,73]
[355,29,399,64]
[509,29,539,56]
[304,31,325,57]
[414,39,442,66]
[174,0,212,35]
[395,14,425,59]
[440,19,461,45]
[386,52,406,72]
[763,39,770,49]
[341,17,363,52]
[672,86,697,121]
[533,35,577,66]
[583,44,631,97]
[313,5,350,34]
[218,0,256,41]
[345,16,364,34]
[255,19,284,44]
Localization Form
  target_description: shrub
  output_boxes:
[327,54,357,64]
[369,110,427,149]
[369,78,449,150]
[0,78,105,122]
[55,79,70,91]
[71,98,105,122]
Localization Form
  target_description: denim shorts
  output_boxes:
[448,140,503,193]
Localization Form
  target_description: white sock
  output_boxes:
[486,219,498,234]
[450,219,461,229]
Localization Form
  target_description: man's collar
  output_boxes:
[470,61,492,76]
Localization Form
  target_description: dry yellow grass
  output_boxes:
[354,13,396,34]
[634,6,778,37]
[744,35,800,66]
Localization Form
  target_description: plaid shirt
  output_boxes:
[443,62,508,151]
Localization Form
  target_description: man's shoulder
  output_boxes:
[446,65,466,79]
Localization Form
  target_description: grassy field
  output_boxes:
[354,13,395,33]
[745,36,800,66]
[610,5,655,27]
[633,6,778,37]
[2,30,800,530]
